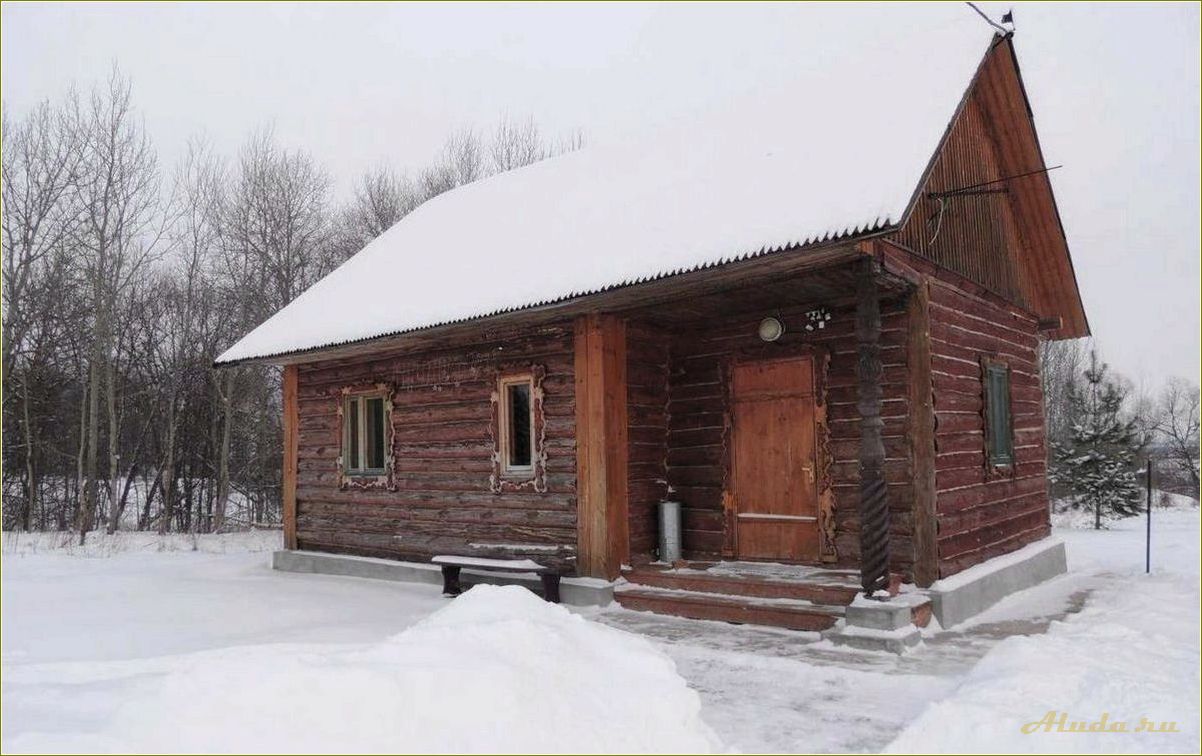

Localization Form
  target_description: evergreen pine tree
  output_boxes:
[1050,350,1143,528]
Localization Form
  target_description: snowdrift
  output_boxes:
[6,584,721,754]
[886,509,1201,754]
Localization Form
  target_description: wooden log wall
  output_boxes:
[927,277,1050,577]
[626,320,671,562]
[293,322,578,572]
[664,299,916,577]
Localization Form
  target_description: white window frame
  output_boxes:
[343,390,389,476]
[498,374,536,476]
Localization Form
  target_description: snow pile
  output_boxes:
[887,510,1201,754]
[6,585,721,754]
[2,528,280,557]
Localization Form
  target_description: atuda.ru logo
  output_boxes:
[1022,711,1180,734]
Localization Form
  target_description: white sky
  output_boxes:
[2,1,1198,386]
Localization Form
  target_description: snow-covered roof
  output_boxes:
[217,19,992,365]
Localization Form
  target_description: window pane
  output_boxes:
[508,383,532,467]
[366,397,385,470]
[987,367,1012,463]
[347,398,360,470]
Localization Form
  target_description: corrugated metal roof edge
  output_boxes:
[213,220,896,368]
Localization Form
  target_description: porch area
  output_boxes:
[574,244,923,607]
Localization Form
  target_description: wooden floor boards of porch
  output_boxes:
[615,561,861,632]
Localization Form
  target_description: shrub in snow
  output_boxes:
[7,584,721,754]
[1050,350,1143,528]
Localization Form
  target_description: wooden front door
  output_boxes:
[731,356,820,562]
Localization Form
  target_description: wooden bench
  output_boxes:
[431,555,562,604]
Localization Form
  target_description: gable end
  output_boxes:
[890,35,1089,340]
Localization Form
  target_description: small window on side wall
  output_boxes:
[342,389,391,478]
[983,359,1014,468]
[491,366,547,493]
[500,375,534,473]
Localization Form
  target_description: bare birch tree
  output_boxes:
[72,69,166,543]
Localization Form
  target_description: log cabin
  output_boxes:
[216,31,1087,633]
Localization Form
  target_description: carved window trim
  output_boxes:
[981,356,1016,475]
[336,383,396,490]
[490,365,547,493]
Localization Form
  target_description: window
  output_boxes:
[343,391,389,475]
[491,367,546,493]
[983,360,1013,467]
[499,376,534,473]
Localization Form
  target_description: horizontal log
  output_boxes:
[934,474,1045,514]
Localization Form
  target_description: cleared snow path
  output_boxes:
[589,504,1200,753]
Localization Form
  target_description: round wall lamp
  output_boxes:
[758,317,785,342]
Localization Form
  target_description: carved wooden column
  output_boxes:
[855,258,891,595]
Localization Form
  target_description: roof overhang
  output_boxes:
[215,233,889,368]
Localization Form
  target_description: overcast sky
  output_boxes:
[3,1,1198,387]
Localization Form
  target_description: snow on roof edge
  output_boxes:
[213,220,894,367]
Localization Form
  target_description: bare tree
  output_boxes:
[2,98,85,531]
[207,128,338,527]
[1040,338,1088,447]
[72,68,166,543]
[334,166,419,258]
[419,128,485,199]
[132,140,223,534]
[2,98,82,379]
[1155,379,1200,497]
[490,116,545,173]
[550,127,586,158]
[219,127,336,320]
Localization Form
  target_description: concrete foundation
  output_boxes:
[844,599,913,631]
[823,594,929,653]
[927,537,1068,628]
[271,550,615,607]
[824,622,923,653]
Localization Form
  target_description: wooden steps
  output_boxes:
[621,566,860,606]
[615,586,844,632]
[615,563,861,632]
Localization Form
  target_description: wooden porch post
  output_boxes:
[907,279,940,586]
[574,313,629,580]
[855,258,891,595]
[282,364,299,550]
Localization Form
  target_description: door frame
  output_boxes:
[720,348,836,563]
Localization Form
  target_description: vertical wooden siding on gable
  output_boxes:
[292,323,578,571]
[891,36,1086,341]
[892,84,1026,305]
[663,299,917,578]
[927,278,1050,577]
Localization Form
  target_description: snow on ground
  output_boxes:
[888,503,1200,754]
[3,583,717,754]
[2,528,280,557]
[3,501,1198,754]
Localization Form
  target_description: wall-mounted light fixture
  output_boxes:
[758,317,785,342]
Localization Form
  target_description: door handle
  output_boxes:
[800,463,814,483]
